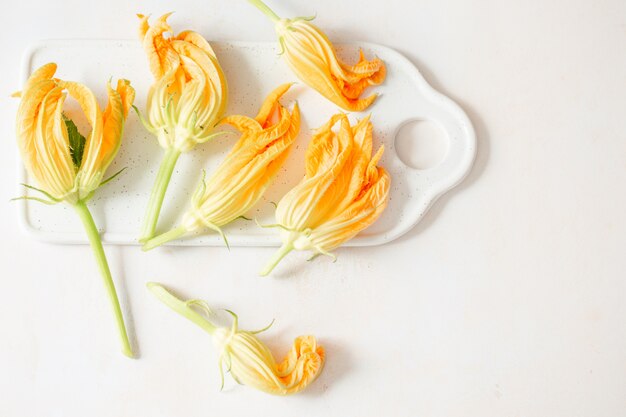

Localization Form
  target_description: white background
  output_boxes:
[1,0,625,416]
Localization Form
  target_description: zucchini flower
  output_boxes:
[260,113,390,276]
[248,0,386,112]
[136,13,228,242]
[142,84,300,251]
[147,282,325,395]
[14,63,135,357]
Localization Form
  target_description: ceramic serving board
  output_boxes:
[16,39,475,247]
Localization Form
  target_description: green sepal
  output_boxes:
[10,196,58,205]
[254,218,290,231]
[18,183,61,202]
[196,130,230,145]
[100,167,127,187]
[249,318,275,335]
[132,105,155,134]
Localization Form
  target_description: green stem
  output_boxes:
[259,242,294,276]
[73,201,133,358]
[247,0,281,22]
[146,282,216,335]
[139,148,181,243]
[142,225,187,251]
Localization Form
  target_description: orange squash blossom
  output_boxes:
[136,13,228,242]
[142,84,300,250]
[14,63,135,357]
[247,0,386,111]
[148,282,325,395]
[261,113,391,276]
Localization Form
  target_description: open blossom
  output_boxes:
[15,62,134,203]
[142,84,300,250]
[14,63,135,357]
[137,12,228,242]
[261,113,390,276]
[248,0,386,111]
[137,12,228,151]
[148,282,325,395]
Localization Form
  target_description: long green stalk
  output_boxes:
[142,225,187,251]
[146,283,216,335]
[247,0,281,22]
[74,201,133,358]
[139,148,181,243]
[259,242,294,276]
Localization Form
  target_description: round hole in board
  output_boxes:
[394,119,449,170]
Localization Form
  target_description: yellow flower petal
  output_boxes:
[15,63,135,203]
[94,79,136,180]
[138,13,228,151]
[216,330,325,395]
[310,166,390,250]
[147,283,324,396]
[16,64,75,200]
[275,336,325,393]
[277,19,385,111]
[181,84,299,231]
[137,12,179,79]
[262,113,390,275]
[276,114,354,230]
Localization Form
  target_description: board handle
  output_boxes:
[400,93,476,195]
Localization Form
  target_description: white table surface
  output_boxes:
[1,0,625,416]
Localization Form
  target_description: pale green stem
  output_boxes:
[73,201,133,358]
[247,0,281,22]
[146,282,216,335]
[259,242,294,276]
[139,148,181,243]
[142,225,187,251]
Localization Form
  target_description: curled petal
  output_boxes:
[148,283,325,395]
[15,64,76,200]
[137,12,179,78]
[100,79,135,168]
[176,30,218,58]
[226,333,325,395]
[278,19,385,111]
[275,336,325,394]
[255,82,293,126]
[71,78,136,196]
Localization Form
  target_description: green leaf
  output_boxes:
[63,115,86,168]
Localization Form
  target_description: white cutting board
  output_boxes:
[16,40,475,246]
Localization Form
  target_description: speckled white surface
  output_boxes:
[1,1,626,417]
[17,40,475,246]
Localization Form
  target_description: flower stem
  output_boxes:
[146,282,216,335]
[142,225,187,251]
[139,148,181,243]
[73,201,133,358]
[247,0,281,23]
[259,242,294,276]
